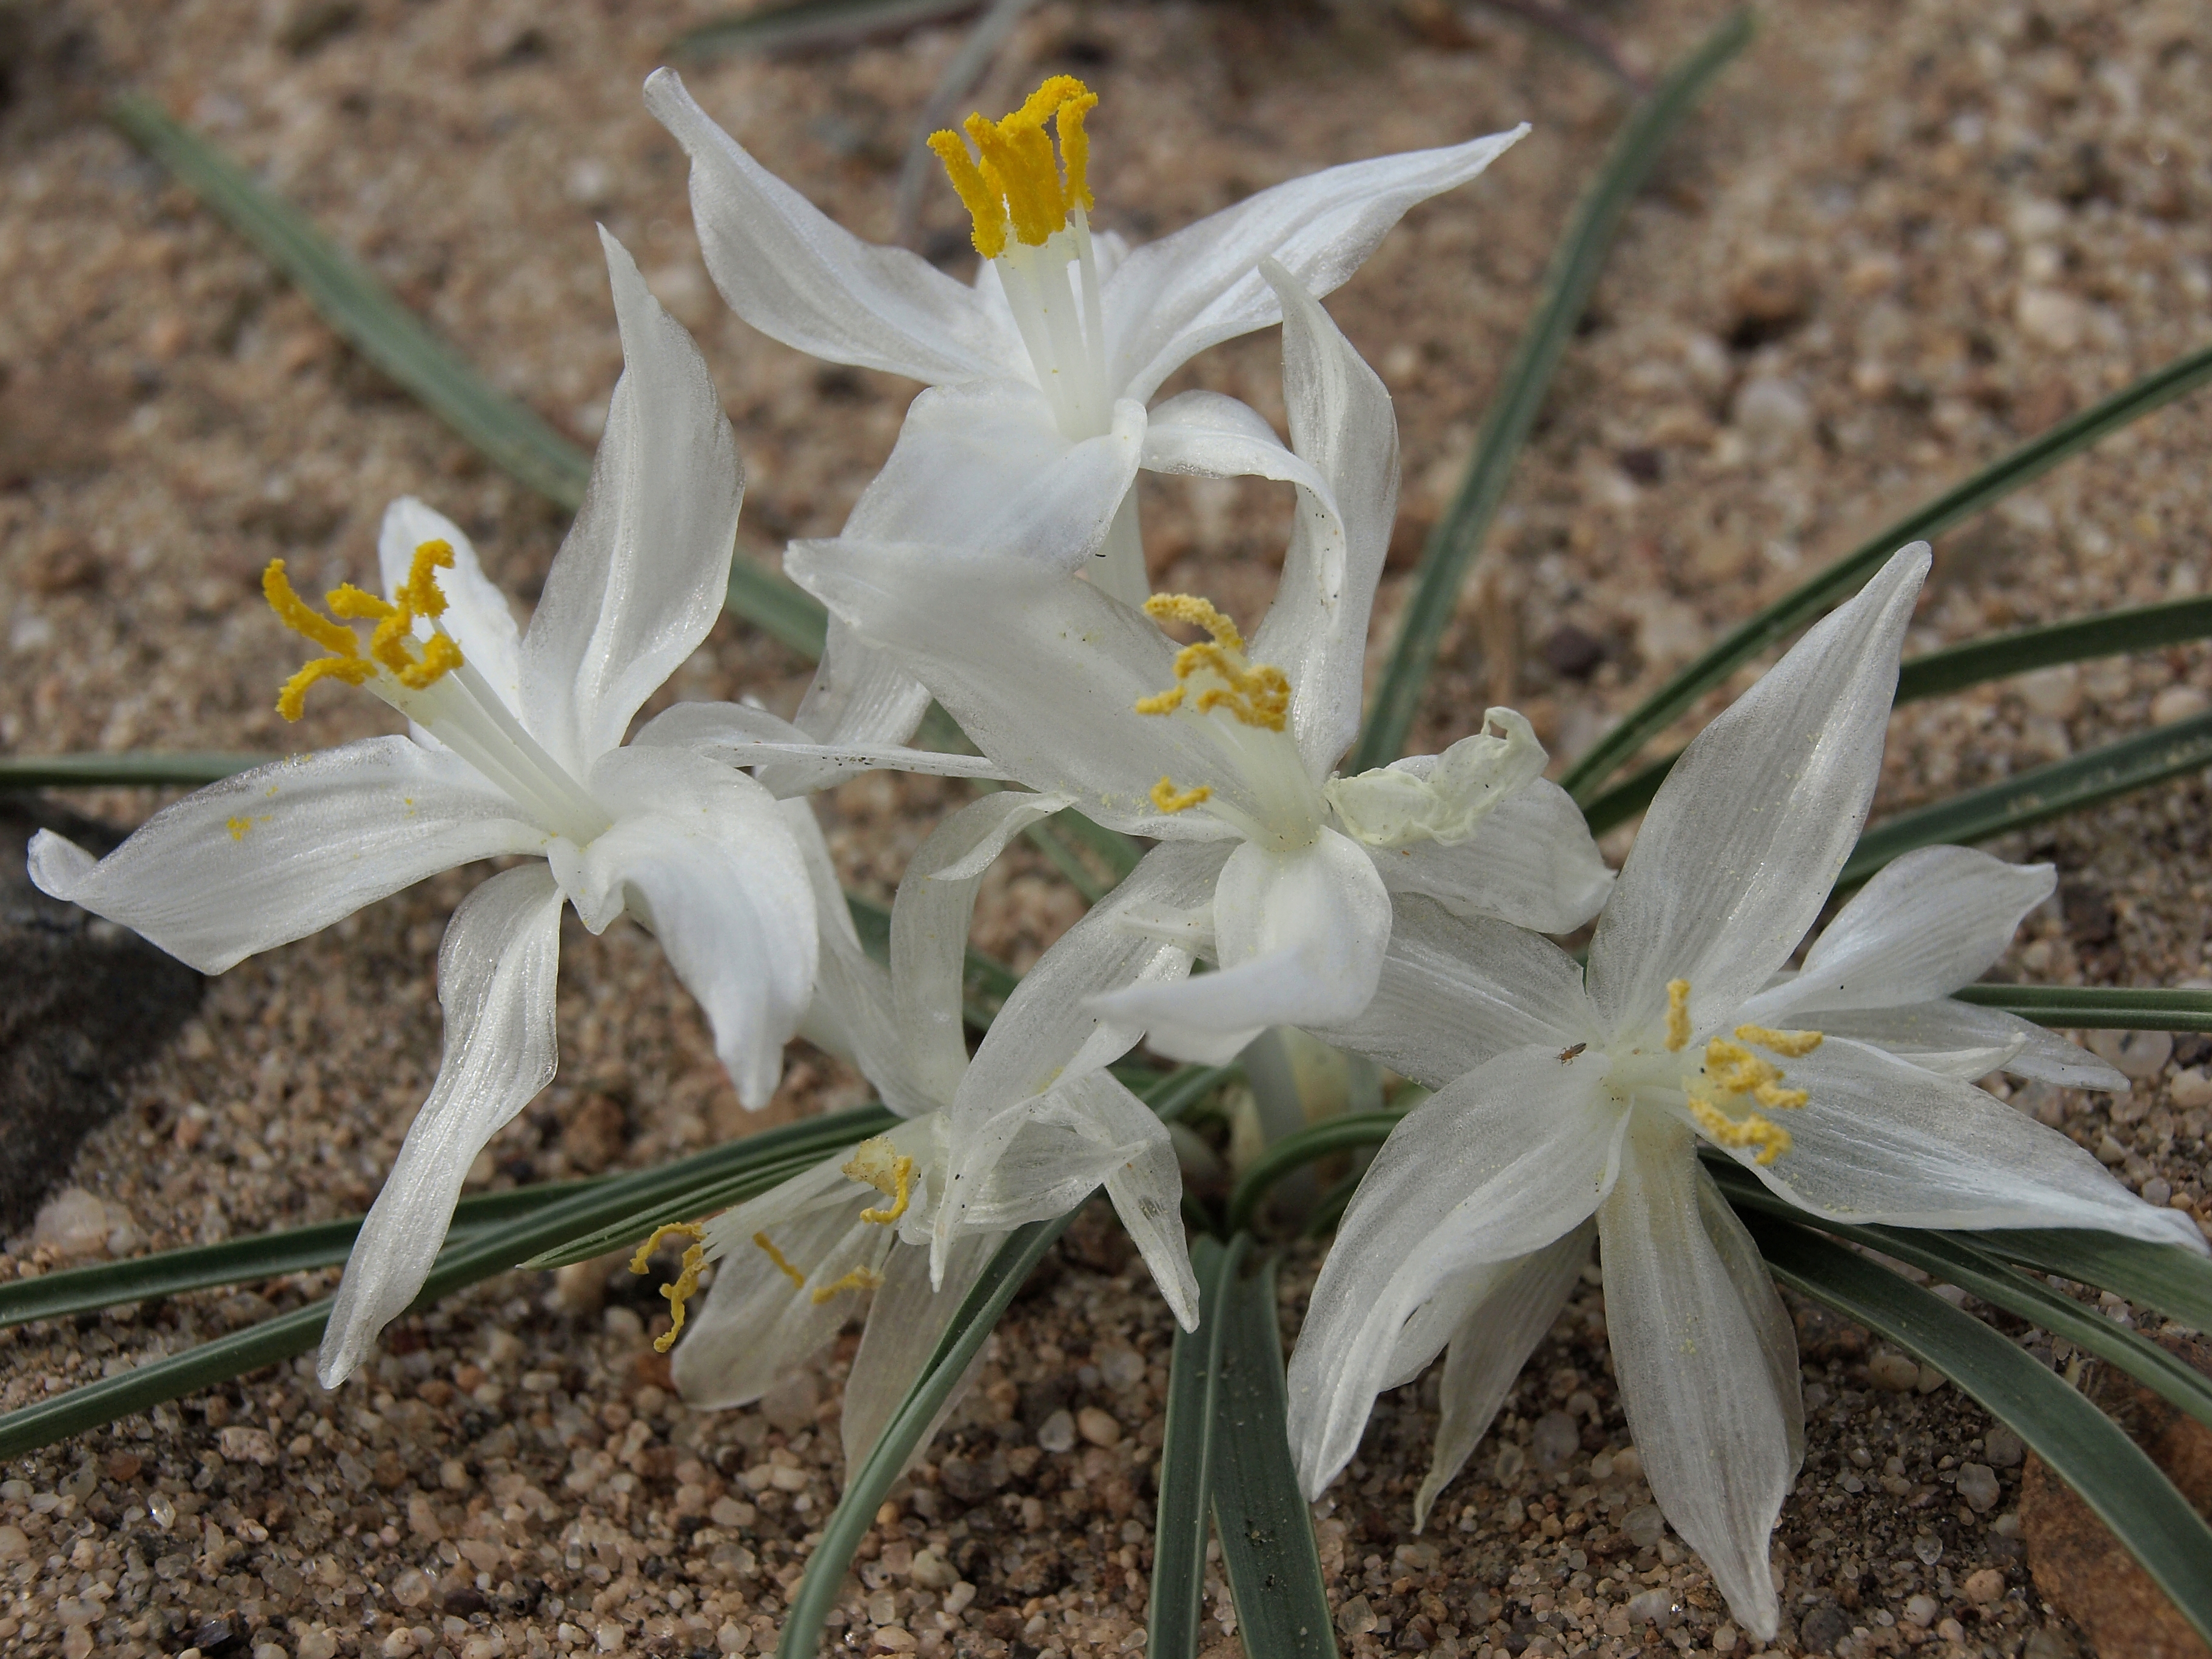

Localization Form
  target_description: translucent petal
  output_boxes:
[1369,777,1614,934]
[842,1229,1004,1475]
[1790,999,2124,1090]
[377,497,523,717]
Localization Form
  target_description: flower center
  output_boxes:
[931,77,1110,444]
[263,541,612,846]
[1664,978,1823,1165]
[735,1137,917,1313]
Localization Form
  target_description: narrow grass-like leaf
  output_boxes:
[0,751,272,791]
[0,1105,899,1456]
[1564,340,2212,802]
[1349,8,1753,773]
[1965,1227,2212,1333]
[1044,808,1145,882]
[671,0,976,58]
[107,95,592,512]
[1951,983,2212,1033]
[1706,1163,2212,1432]
[1841,709,2212,886]
[1209,1252,1338,1659]
[1227,1110,1409,1235]
[1150,1233,1248,1659]
[778,1212,1077,1658]
[728,559,831,659]
[1748,1213,2212,1645]
[1142,1064,1241,1125]
[0,1178,598,1330]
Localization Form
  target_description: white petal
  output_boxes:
[521,230,743,769]
[1059,1074,1201,1329]
[632,700,1005,783]
[26,739,543,974]
[1310,895,1591,1089]
[788,540,1252,834]
[1286,1047,1627,1498]
[557,747,816,1108]
[645,69,1019,386]
[1139,390,1305,482]
[893,791,1074,1104]
[1372,777,1614,934]
[1248,261,1399,779]
[1412,1224,1594,1531]
[765,616,934,797]
[1102,127,1529,402]
[1587,546,1931,1039]
[377,497,523,716]
[1599,1115,1797,1638]
[1786,999,2124,1090]
[318,865,563,1386]
[1097,830,1391,1062]
[842,1230,1003,1475]
[1744,1038,2204,1247]
[1751,846,2056,1016]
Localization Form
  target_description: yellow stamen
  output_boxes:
[1135,594,1290,732]
[263,560,358,657]
[628,1222,709,1353]
[810,1265,886,1305]
[1151,777,1212,814]
[1734,1024,1824,1058]
[752,1231,805,1291]
[1686,1094,1794,1165]
[275,655,375,722]
[261,542,464,719]
[1664,979,1692,1052]
[842,1138,916,1227]
[396,539,455,618]
[930,76,1096,258]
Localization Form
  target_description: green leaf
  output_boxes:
[1142,1064,1242,1125]
[1208,1252,1338,1659]
[1349,8,1754,774]
[727,559,831,660]
[1841,709,2212,886]
[777,1212,1077,1658]
[0,1178,598,1330]
[1952,983,2212,1034]
[671,0,977,59]
[1044,808,1145,883]
[1150,1233,1250,1659]
[1747,1212,2212,1647]
[1965,1227,2212,1334]
[1563,339,2212,803]
[1227,1110,1409,1235]
[1706,1163,2212,1433]
[0,751,272,791]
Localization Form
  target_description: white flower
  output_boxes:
[27,232,850,1387]
[1284,545,2207,1638]
[645,67,1524,609]
[663,791,1196,1473]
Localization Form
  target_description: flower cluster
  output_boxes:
[32,72,2202,1643]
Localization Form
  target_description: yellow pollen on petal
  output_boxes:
[1735,1024,1824,1058]
[261,543,464,719]
[752,1231,806,1291]
[1151,777,1212,814]
[1664,979,1692,1052]
[226,817,252,841]
[628,1222,709,1353]
[1135,594,1290,732]
[843,1138,915,1227]
[810,1265,885,1305]
[931,76,1097,257]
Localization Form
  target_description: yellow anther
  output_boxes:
[1135,595,1290,732]
[261,547,463,719]
[1686,1094,1794,1165]
[1703,1037,1781,1098]
[842,1138,915,1227]
[1144,592,1244,651]
[1664,979,1692,1052]
[1735,1024,1825,1058]
[398,634,465,691]
[628,1222,709,1353]
[264,560,359,657]
[275,655,375,721]
[810,1265,886,1305]
[752,1231,805,1291]
[397,540,455,618]
[1151,777,1213,814]
[931,76,1096,257]
[1133,685,1186,717]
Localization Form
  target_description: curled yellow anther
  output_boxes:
[1735,1024,1824,1058]
[1151,777,1213,814]
[843,1138,915,1227]
[1144,592,1244,651]
[397,539,455,618]
[628,1222,709,1353]
[1686,1094,1794,1165]
[930,76,1096,258]
[262,543,463,719]
[275,655,375,721]
[810,1265,886,1305]
[1664,979,1692,1053]
[1135,594,1290,732]
[752,1231,805,1291]
[263,560,358,657]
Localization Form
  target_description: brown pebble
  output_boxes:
[1076,1406,1122,1447]
[1964,1569,2006,1605]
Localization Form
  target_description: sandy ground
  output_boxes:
[2,0,2211,1655]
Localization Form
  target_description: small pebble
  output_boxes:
[1868,1350,1922,1391]
[1902,1593,1939,1628]
[1965,1567,2008,1604]
[1956,1462,2000,1512]
[1036,1409,1076,1453]
[1076,1406,1122,1447]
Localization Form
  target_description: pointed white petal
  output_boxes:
[1286,1047,1627,1498]
[1103,126,1529,402]
[1139,390,1304,481]
[1587,546,1931,1038]
[377,497,523,716]
[557,747,816,1108]
[1098,830,1391,1061]
[521,230,743,769]
[1311,895,1592,1090]
[1412,1224,1593,1531]
[1249,261,1399,778]
[1065,1074,1201,1329]
[842,1230,1003,1475]
[1599,1116,1797,1639]
[763,615,934,797]
[645,69,1018,386]
[318,865,563,1385]
[1751,846,2056,1016]
[1744,1038,2203,1246]
[26,739,543,974]
[1788,999,2124,1090]
[1371,777,1614,934]
[893,791,1074,1104]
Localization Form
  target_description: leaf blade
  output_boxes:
[1952,983,2212,1033]
[1149,1233,1248,1659]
